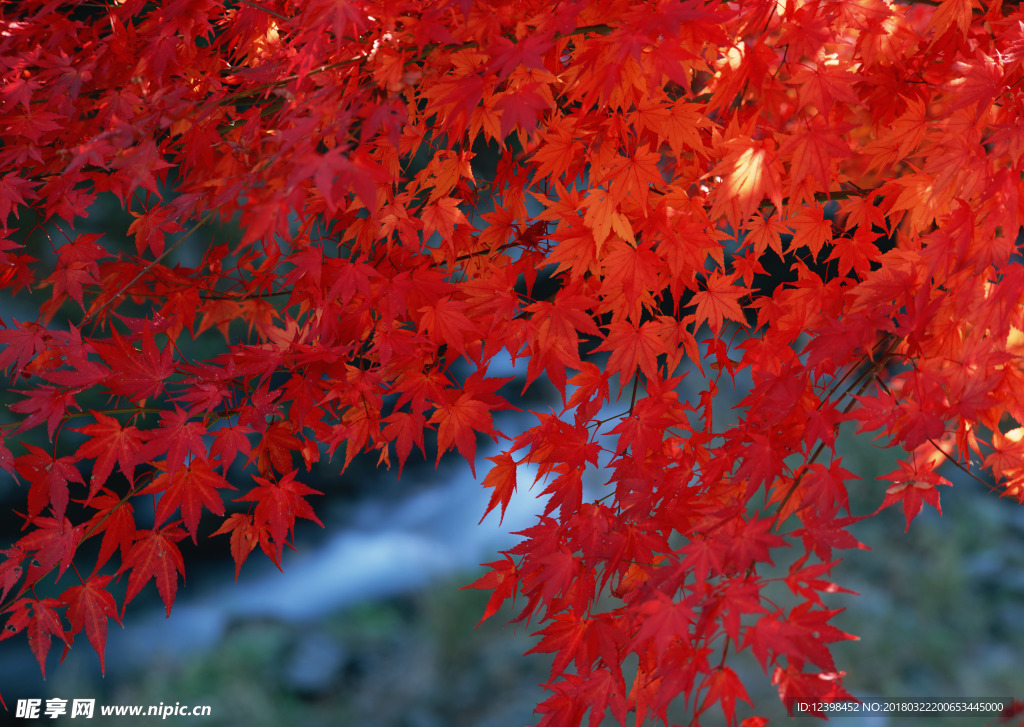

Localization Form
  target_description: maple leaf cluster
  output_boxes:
[2,0,1024,724]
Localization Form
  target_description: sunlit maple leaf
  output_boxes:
[788,206,833,260]
[928,0,979,39]
[709,135,784,227]
[772,662,854,715]
[531,120,586,183]
[606,147,664,204]
[745,212,789,258]
[877,442,953,530]
[582,187,634,250]
[479,452,518,525]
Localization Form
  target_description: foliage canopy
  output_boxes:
[2,0,1024,724]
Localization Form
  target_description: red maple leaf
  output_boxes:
[479,452,519,525]
[42,234,107,312]
[143,458,235,542]
[0,319,46,376]
[252,420,300,477]
[9,386,80,441]
[83,490,137,574]
[15,445,85,523]
[143,407,210,480]
[692,272,750,337]
[462,555,519,626]
[700,666,753,727]
[0,547,25,604]
[75,412,146,497]
[417,295,478,357]
[496,85,552,137]
[211,512,262,581]
[428,371,512,476]
[772,662,854,716]
[0,598,67,678]
[631,592,696,659]
[92,329,174,405]
[60,575,121,674]
[120,525,188,617]
[16,515,85,584]
[235,470,323,568]
[210,423,254,473]
[594,319,667,383]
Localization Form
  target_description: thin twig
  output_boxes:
[81,212,215,327]
[236,0,288,22]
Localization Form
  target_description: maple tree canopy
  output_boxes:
[2,0,1023,724]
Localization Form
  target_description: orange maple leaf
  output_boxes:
[709,136,784,227]
[692,273,750,336]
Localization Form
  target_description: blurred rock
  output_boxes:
[281,629,347,698]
